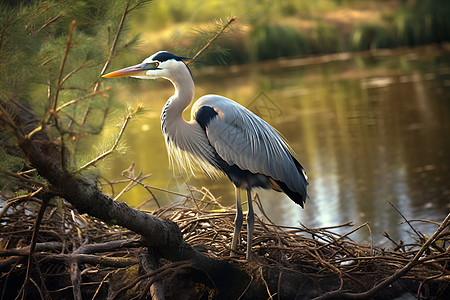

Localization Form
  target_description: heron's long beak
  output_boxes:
[102,63,146,78]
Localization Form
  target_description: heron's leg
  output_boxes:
[246,190,254,261]
[231,186,243,257]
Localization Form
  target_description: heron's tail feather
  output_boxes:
[269,155,309,207]
[273,179,307,208]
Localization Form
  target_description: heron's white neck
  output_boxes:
[161,65,195,137]
[165,75,194,116]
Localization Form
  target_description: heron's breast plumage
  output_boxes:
[161,98,221,178]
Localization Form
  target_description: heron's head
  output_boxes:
[102,51,192,80]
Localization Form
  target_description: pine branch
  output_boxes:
[190,16,236,62]
[94,0,148,92]
[26,20,77,140]
[72,108,136,174]
[52,20,76,113]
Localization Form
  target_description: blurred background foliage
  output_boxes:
[130,0,450,63]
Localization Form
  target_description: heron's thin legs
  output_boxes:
[246,190,254,261]
[231,186,243,257]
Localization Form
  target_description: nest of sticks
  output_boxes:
[0,187,449,299]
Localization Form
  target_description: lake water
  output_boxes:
[105,47,450,246]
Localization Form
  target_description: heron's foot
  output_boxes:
[230,248,239,258]
[245,250,253,262]
[230,235,240,257]
[245,238,254,261]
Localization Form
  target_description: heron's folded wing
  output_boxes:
[198,96,307,197]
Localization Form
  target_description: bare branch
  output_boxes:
[21,196,50,300]
[34,13,63,34]
[55,92,98,113]
[387,199,424,240]
[42,253,139,268]
[0,187,43,219]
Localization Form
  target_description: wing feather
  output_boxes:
[192,95,308,198]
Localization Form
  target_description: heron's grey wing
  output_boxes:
[194,95,308,199]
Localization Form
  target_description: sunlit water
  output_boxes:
[105,48,450,246]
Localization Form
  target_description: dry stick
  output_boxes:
[313,212,450,300]
[20,196,50,300]
[318,222,369,251]
[387,199,424,240]
[33,262,51,300]
[237,274,254,300]
[190,16,237,61]
[254,193,276,226]
[113,171,140,201]
[311,248,366,291]
[38,252,139,268]
[119,172,156,202]
[180,176,200,210]
[114,171,160,209]
[91,269,121,300]
[277,270,284,300]
[69,257,82,300]
[110,261,192,300]
[260,267,276,300]
[381,231,403,250]
[0,243,64,259]
[28,278,44,300]
[364,222,374,256]
[1,259,19,299]
[121,174,192,199]
[0,187,43,219]
[312,222,355,231]
[401,219,442,226]
[136,195,159,210]
[60,62,92,87]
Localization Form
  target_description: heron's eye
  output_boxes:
[142,62,159,70]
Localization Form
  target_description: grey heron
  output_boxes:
[103,51,309,261]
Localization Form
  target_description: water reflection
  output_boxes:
[106,49,450,246]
